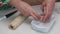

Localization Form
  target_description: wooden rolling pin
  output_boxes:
[9,15,28,30]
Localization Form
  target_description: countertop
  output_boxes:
[0,2,60,34]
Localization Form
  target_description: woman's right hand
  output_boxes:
[41,0,56,22]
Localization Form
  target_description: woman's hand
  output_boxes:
[10,0,40,20]
[41,0,56,22]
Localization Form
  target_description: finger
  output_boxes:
[42,14,51,22]
[41,2,46,11]
[31,11,40,20]
[42,15,48,22]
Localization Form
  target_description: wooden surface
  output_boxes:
[22,0,44,5]
[23,0,60,5]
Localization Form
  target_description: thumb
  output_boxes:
[41,2,46,11]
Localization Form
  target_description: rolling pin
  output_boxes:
[9,15,28,30]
